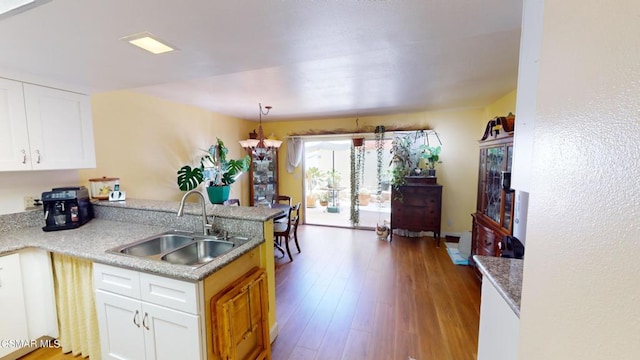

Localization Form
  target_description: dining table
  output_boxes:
[269,203,291,221]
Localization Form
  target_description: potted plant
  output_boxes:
[305,167,324,208]
[319,191,329,207]
[326,169,342,189]
[418,145,442,176]
[358,188,371,206]
[177,138,250,204]
[389,133,415,190]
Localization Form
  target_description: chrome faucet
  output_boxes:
[177,190,213,235]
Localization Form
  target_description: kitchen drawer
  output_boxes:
[140,272,198,315]
[94,263,198,314]
[94,263,141,298]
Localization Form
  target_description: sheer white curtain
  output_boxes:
[286,137,303,173]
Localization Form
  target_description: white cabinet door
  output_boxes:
[142,302,200,360]
[0,253,29,358]
[0,78,30,171]
[95,290,146,360]
[94,264,203,360]
[23,84,96,170]
[477,279,520,360]
[20,249,58,339]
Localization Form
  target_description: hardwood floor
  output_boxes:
[271,225,481,360]
[20,225,480,360]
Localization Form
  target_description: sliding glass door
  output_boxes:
[303,137,392,229]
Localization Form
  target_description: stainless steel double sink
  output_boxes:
[108,230,248,268]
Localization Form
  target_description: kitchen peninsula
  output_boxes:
[0,199,281,360]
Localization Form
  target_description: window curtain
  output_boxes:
[52,253,101,359]
[286,137,303,173]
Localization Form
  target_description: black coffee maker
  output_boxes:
[42,186,93,232]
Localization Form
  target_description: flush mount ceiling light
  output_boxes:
[120,32,175,54]
[239,103,282,159]
[0,0,51,17]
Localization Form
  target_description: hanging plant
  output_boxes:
[350,141,365,227]
[374,125,385,200]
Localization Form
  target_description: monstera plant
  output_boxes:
[177,138,250,203]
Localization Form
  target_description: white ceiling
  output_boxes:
[0,0,523,121]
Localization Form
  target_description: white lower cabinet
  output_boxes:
[0,250,58,358]
[95,291,146,360]
[477,278,520,360]
[94,263,203,360]
[0,253,29,358]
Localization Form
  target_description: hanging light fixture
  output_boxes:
[239,103,282,158]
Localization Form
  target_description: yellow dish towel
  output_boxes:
[52,253,101,359]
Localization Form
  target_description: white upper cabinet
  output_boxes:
[0,78,30,170]
[0,78,96,171]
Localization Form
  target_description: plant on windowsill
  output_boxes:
[177,138,250,204]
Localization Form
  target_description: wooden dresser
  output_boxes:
[390,176,443,246]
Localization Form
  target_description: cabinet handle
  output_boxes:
[21,149,27,164]
[142,312,149,330]
[247,285,253,330]
[133,310,140,328]
[35,150,41,164]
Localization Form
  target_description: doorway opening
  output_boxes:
[303,137,392,229]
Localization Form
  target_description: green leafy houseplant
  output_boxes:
[419,145,442,170]
[177,138,250,191]
[305,167,324,192]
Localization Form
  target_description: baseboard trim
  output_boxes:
[270,321,280,344]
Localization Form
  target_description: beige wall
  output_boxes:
[484,90,517,120]
[78,91,254,205]
[0,89,516,228]
[518,1,640,359]
[0,170,80,214]
[262,101,516,235]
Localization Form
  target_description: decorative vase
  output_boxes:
[306,194,317,208]
[426,169,436,177]
[358,193,371,206]
[206,185,230,204]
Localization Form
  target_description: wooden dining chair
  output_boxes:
[289,202,301,254]
[273,206,293,261]
[273,195,292,223]
[272,195,291,206]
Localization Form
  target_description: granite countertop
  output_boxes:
[0,198,283,282]
[96,198,283,222]
[473,255,524,317]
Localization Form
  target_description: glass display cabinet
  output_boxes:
[248,148,278,206]
[471,133,515,261]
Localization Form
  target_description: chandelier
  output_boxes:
[239,103,282,158]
